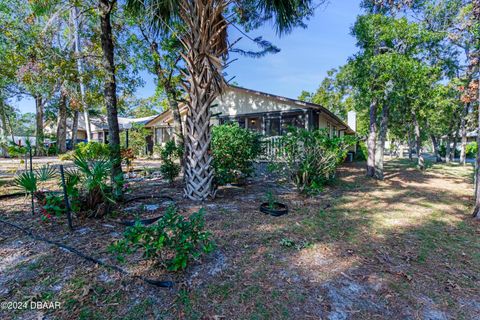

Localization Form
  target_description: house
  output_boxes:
[45,114,157,144]
[145,86,356,146]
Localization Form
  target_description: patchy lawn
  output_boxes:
[0,158,479,319]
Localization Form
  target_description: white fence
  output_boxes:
[258,136,286,161]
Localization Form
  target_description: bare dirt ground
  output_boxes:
[0,158,479,320]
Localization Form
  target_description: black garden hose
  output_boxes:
[0,192,26,200]
[0,218,174,288]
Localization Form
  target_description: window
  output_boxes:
[246,117,262,132]
[155,127,173,144]
[282,113,305,134]
[266,118,281,136]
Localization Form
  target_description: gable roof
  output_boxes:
[145,85,355,134]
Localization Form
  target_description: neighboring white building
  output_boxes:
[45,114,157,143]
[145,86,356,146]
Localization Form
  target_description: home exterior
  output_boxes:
[45,114,156,144]
[145,86,356,146]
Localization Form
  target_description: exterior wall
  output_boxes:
[214,89,299,116]
[76,130,87,140]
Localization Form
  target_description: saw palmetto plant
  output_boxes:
[14,171,38,195]
[126,0,315,200]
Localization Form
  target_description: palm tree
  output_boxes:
[127,0,315,200]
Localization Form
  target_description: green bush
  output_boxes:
[8,143,27,158]
[439,144,460,158]
[159,141,182,183]
[355,141,367,161]
[279,128,356,194]
[211,123,262,185]
[75,142,110,160]
[109,206,214,271]
[466,142,477,158]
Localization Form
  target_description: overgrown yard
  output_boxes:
[0,159,479,319]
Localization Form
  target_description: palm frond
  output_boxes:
[14,171,37,194]
[36,164,57,182]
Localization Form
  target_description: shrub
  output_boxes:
[466,142,477,158]
[211,123,262,185]
[159,141,182,183]
[110,206,214,271]
[278,128,355,194]
[8,143,27,158]
[120,123,151,156]
[73,153,115,211]
[75,141,110,160]
[121,148,136,173]
[355,141,367,161]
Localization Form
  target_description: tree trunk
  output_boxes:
[0,103,8,156]
[99,0,122,197]
[412,111,424,170]
[473,81,480,218]
[459,103,469,165]
[149,41,184,146]
[408,130,413,160]
[471,0,479,218]
[57,90,68,154]
[72,110,79,149]
[445,134,452,164]
[73,5,92,141]
[367,98,377,177]
[35,95,44,156]
[452,124,460,162]
[167,90,184,147]
[374,104,388,180]
[431,135,441,163]
[180,0,227,200]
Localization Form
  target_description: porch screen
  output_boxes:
[282,113,305,133]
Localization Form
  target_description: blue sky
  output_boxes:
[13,1,361,114]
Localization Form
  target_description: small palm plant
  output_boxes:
[73,153,114,210]
[14,171,37,194]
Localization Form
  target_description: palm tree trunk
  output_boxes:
[57,90,68,153]
[35,95,44,156]
[367,98,377,177]
[179,0,227,200]
[99,0,122,197]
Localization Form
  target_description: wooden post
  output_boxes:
[60,165,73,231]
[29,146,34,215]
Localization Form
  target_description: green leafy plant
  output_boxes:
[211,123,262,185]
[8,142,27,158]
[39,193,66,217]
[466,142,477,158]
[159,141,182,183]
[110,206,214,271]
[14,171,37,194]
[35,164,57,183]
[264,189,278,209]
[280,238,295,247]
[278,128,356,194]
[75,141,111,160]
[73,153,114,210]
